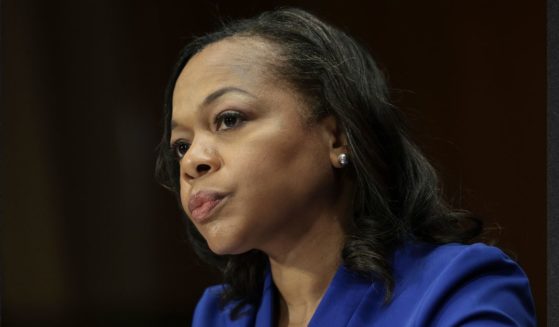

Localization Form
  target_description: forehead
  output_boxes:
[173,37,279,103]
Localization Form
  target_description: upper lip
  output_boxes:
[188,190,228,214]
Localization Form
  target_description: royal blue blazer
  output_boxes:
[193,242,536,326]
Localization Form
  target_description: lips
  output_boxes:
[188,191,228,223]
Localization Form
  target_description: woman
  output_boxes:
[156,8,536,327]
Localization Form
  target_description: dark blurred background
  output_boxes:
[1,0,546,326]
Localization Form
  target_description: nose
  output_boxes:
[181,138,220,181]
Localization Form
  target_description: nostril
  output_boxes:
[196,164,211,174]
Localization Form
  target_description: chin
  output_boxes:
[206,238,251,256]
[198,216,254,256]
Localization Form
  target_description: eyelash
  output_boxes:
[170,110,246,161]
[170,140,190,161]
[215,110,245,131]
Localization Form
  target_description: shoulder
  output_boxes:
[395,242,518,276]
[395,242,531,287]
[385,242,537,326]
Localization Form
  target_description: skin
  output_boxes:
[171,37,352,327]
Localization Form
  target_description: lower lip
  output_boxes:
[190,198,225,223]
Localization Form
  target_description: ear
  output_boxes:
[319,115,349,168]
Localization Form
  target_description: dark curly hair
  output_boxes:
[155,7,483,319]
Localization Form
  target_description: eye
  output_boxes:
[215,111,245,131]
[170,140,191,160]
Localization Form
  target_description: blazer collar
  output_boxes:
[254,264,375,326]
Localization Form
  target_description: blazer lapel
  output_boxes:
[308,266,375,327]
[254,266,276,326]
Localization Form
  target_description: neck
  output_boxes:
[261,176,354,327]
[267,213,346,326]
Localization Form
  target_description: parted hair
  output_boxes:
[155,8,482,319]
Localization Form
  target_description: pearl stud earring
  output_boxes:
[337,153,349,167]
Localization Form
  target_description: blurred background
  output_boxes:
[1,0,546,326]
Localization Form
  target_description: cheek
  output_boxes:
[231,129,333,212]
[234,134,300,185]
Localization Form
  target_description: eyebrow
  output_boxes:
[171,86,255,130]
[202,86,255,106]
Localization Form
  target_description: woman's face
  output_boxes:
[171,37,342,255]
